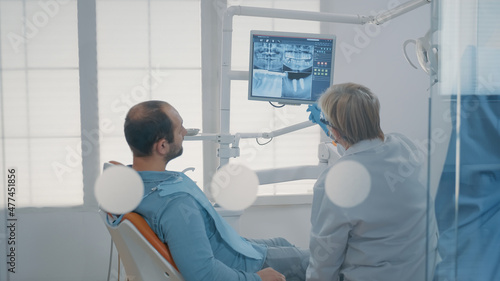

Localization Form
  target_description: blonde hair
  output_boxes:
[318,82,384,145]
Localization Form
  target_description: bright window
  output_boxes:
[0,0,82,207]
[97,0,204,184]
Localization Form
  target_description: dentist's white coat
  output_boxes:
[307,133,438,281]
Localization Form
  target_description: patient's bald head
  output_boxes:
[124,100,174,157]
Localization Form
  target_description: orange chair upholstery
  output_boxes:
[122,213,179,271]
[103,212,184,281]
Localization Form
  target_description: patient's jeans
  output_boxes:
[249,237,310,281]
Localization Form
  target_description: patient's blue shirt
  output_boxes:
[134,170,266,281]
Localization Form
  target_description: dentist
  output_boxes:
[306,83,438,281]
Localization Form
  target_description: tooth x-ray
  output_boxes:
[249,31,336,105]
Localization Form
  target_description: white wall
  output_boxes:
[240,202,313,248]
[4,1,431,280]
[9,210,112,281]
[328,0,431,143]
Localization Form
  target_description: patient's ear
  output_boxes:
[153,138,169,156]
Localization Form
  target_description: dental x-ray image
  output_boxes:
[252,43,313,100]
[282,44,314,99]
[252,42,286,98]
[249,31,335,105]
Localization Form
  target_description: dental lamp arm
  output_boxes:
[371,0,431,25]
[237,121,315,140]
[184,133,218,141]
[184,122,315,169]
[255,165,323,185]
[252,142,340,185]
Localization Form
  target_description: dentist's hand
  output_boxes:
[307,103,329,136]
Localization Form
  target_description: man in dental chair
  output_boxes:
[122,100,309,281]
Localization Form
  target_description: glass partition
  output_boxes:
[430,1,500,280]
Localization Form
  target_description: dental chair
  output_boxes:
[104,212,185,281]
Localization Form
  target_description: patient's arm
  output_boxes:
[257,267,286,281]
[158,194,262,281]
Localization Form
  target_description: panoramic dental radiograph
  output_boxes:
[252,42,314,100]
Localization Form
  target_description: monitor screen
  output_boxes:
[248,30,336,105]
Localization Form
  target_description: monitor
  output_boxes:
[248,30,336,105]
